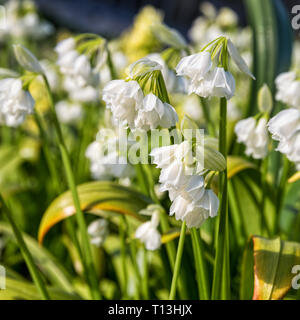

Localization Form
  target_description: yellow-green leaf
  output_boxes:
[38,181,152,244]
[227,156,257,179]
[288,171,300,184]
[242,236,300,300]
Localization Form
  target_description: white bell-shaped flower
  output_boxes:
[268,108,300,165]
[151,141,195,191]
[88,219,109,247]
[169,175,218,228]
[0,78,34,127]
[176,51,212,81]
[103,80,144,128]
[135,93,178,130]
[209,67,236,100]
[135,205,161,251]
[55,100,83,124]
[235,117,268,159]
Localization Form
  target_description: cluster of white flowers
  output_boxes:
[151,141,219,229]
[55,100,83,124]
[0,78,34,127]
[268,108,300,169]
[0,0,53,40]
[103,80,178,130]
[86,129,134,180]
[87,219,109,247]
[175,39,254,100]
[55,38,99,103]
[176,51,235,100]
[235,117,268,159]
[275,71,300,108]
[135,205,162,250]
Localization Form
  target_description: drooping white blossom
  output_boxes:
[85,130,134,180]
[87,219,109,247]
[55,37,99,102]
[135,205,161,250]
[103,80,178,130]
[103,80,143,128]
[0,78,34,127]
[135,93,178,130]
[151,143,219,228]
[235,117,268,159]
[275,71,300,108]
[55,101,83,124]
[151,141,195,191]
[268,108,300,166]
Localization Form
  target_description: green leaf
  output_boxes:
[241,236,300,300]
[0,278,80,300]
[38,181,152,243]
[0,222,74,293]
[288,171,300,184]
[227,156,257,179]
[244,0,292,115]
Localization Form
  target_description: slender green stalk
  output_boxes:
[260,156,271,236]
[119,216,128,298]
[169,221,187,300]
[190,228,210,299]
[142,247,149,299]
[42,75,101,300]
[34,112,61,193]
[0,194,50,300]
[212,97,230,300]
[35,111,85,272]
[199,97,216,136]
[129,241,142,299]
[275,156,290,234]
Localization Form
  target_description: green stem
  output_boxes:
[169,221,187,300]
[190,228,210,299]
[142,247,149,299]
[42,75,101,300]
[34,111,85,272]
[120,216,128,298]
[0,194,50,300]
[199,97,216,136]
[212,97,230,300]
[260,156,271,236]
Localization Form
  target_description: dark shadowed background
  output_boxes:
[33,0,298,37]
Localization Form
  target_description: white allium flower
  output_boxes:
[135,93,178,130]
[151,141,195,191]
[55,37,99,102]
[87,219,109,247]
[55,38,76,55]
[170,186,218,228]
[268,108,300,166]
[85,132,134,180]
[135,205,161,250]
[55,101,83,124]
[103,80,143,128]
[151,143,219,228]
[2,1,53,39]
[0,78,34,127]
[275,71,300,108]
[176,52,212,82]
[209,67,236,100]
[176,52,236,99]
[235,117,268,159]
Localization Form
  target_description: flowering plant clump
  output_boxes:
[0,0,300,302]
